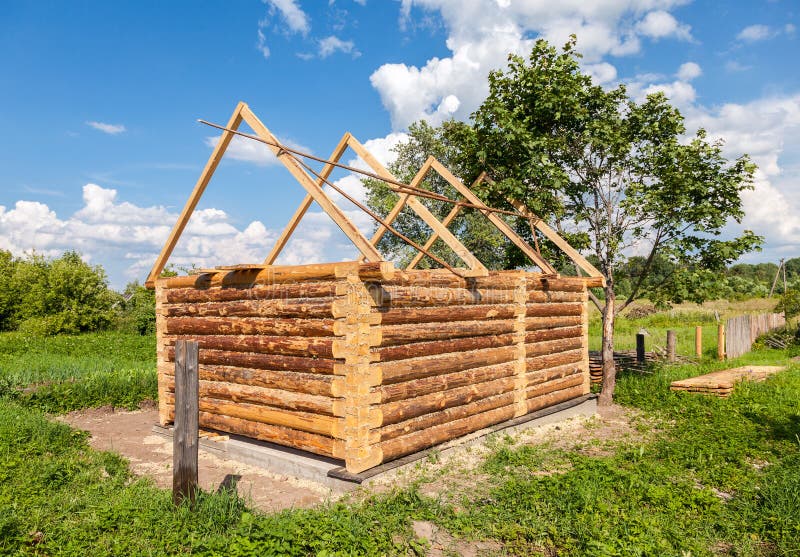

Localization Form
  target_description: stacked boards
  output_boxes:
[669,365,785,397]
[156,261,599,473]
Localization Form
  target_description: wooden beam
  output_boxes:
[429,158,557,274]
[506,198,605,284]
[146,102,246,288]
[264,133,353,265]
[239,105,383,263]
[173,339,199,506]
[406,203,462,270]
[347,137,488,277]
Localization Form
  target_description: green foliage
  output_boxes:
[116,281,156,335]
[364,120,510,269]
[776,289,800,318]
[0,331,156,411]
[473,37,761,306]
[0,250,119,335]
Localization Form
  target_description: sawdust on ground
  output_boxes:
[57,405,335,512]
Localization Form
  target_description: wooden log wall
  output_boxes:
[156,263,591,474]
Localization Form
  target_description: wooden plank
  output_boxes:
[166,346,337,374]
[147,103,245,288]
[347,136,488,276]
[375,304,518,326]
[239,105,383,262]
[162,298,335,319]
[507,197,605,284]
[173,340,199,506]
[406,203,462,270]
[162,334,334,358]
[264,133,353,264]
[376,332,517,362]
[380,319,517,346]
[428,158,556,274]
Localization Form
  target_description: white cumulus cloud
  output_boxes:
[86,121,126,135]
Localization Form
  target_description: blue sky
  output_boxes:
[1,0,798,288]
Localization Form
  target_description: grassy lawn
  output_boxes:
[588,298,780,357]
[0,312,798,555]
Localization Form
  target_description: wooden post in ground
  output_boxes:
[717,323,726,361]
[695,326,703,359]
[635,333,646,364]
[666,330,676,362]
[173,339,199,506]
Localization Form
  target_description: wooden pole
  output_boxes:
[635,333,646,363]
[173,339,199,506]
[666,330,676,362]
[717,323,726,361]
[695,326,702,359]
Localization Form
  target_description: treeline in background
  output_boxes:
[0,249,797,337]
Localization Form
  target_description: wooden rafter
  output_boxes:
[146,102,246,288]
[145,103,383,288]
[506,198,605,284]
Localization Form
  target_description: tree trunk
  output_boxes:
[598,285,616,406]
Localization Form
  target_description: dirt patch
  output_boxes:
[57,406,334,512]
[411,520,503,557]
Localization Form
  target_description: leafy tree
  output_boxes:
[117,281,156,335]
[471,38,761,404]
[364,121,513,270]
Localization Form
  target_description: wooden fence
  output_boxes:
[725,313,785,359]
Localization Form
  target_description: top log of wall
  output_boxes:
[156,261,597,473]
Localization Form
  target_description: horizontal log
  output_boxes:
[526,362,584,387]
[525,303,584,317]
[370,285,516,308]
[381,376,516,426]
[163,334,333,358]
[526,276,587,292]
[158,261,365,290]
[380,319,517,347]
[381,270,522,289]
[376,333,517,362]
[526,384,585,413]
[526,337,584,358]
[375,304,518,326]
[381,404,516,461]
[163,282,339,304]
[161,377,337,415]
[525,373,584,399]
[380,346,518,384]
[163,316,336,337]
[162,298,335,319]
[524,325,583,344]
[166,347,337,374]
[197,411,338,458]
[380,392,516,441]
[526,315,583,331]
[381,361,517,402]
[358,261,396,281]
[527,290,585,303]
[527,349,584,372]
[159,363,336,397]
[165,394,339,437]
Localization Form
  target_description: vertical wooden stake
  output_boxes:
[666,330,676,362]
[635,333,646,364]
[695,326,702,359]
[717,323,726,361]
[173,339,199,506]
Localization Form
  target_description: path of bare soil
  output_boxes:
[58,406,334,512]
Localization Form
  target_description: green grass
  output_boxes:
[0,321,798,554]
[0,331,157,412]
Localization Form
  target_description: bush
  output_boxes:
[0,250,119,334]
[115,282,156,335]
[776,289,800,318]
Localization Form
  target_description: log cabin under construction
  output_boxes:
[147,102,605,473]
